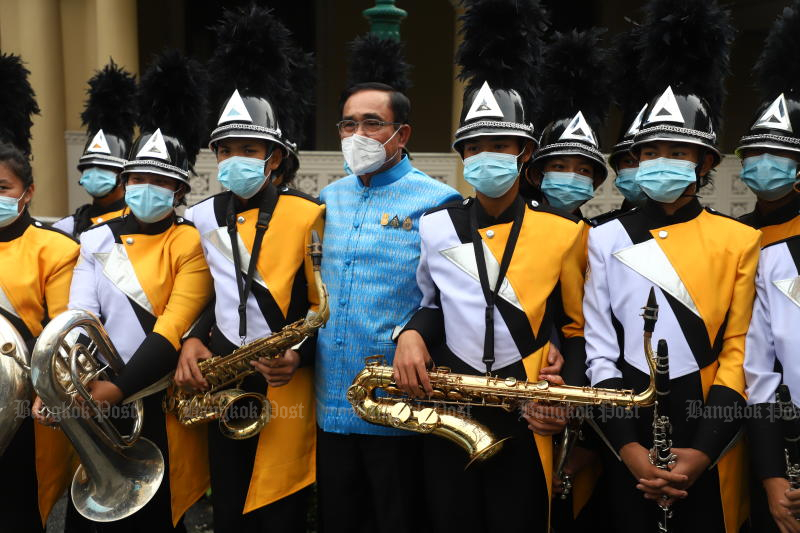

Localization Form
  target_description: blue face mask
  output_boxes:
[79,167,118,197]
[463,151,520,198]
[540,172,595,212]
[740,153,798,201]
[125,184,175,223]
[635,157,697,203]
[217,156,269,199]
[0,193,24,228]
[614,167,647,206]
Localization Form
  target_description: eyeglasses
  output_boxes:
[336,119,402,135]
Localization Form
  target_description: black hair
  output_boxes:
[0,142,33,188]
[338,82,411,125]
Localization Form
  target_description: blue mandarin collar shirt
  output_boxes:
[316,156,461,435]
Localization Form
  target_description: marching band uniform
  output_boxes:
[739,4,800,531]
[53,61,135,238]
[68,49,212,531]
[734,4,800,248]
[584,2,755,531]
[315,32,460,532]
[183,7,322,532]
[526,29,615,531]
[0,53,79,532]
[399,3,584,530]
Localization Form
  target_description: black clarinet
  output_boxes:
[777,384,800,490]
[647,304,676,533]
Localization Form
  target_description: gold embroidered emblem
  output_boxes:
[380,213,389,226]
[402,216,413,230]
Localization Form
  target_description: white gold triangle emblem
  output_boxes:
[439,242,522,311]
[774,276,800,309]
[218,89,254,125]
[753,94,793,133]
[135,128,170,161]
[625,104,648,137]
[559,111,597,146]
[87,130,111,154]
[613,239,701,318]
[646,86,685,125]
[465,81,504,122]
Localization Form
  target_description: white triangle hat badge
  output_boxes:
[87,129,112,154]
[465,81,504,122]
[559,111,597,146]
[135,128,170,161]
[646,86,685,125]
[218,89,253,125]
[753,93,792,133]
[625,104,649,137]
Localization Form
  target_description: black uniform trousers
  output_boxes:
[0,416,44,532]
[316,428,428,533]
[207,331,310,533]
[421,347,549,533]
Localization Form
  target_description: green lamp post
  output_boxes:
[362,0,407,41]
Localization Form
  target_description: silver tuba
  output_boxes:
[0,314,31,455]
[31,309,164,522]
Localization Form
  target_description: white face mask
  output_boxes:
[340,128,401,176]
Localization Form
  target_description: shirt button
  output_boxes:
[177,217,184,223]
[658,230,668,239]
[486,230,495,239]
[126,237,134,245]
[96,217,103,223]
[237,216,245,224]
[531,200,539,208]
[339,298,346,307]
[335,338,343,346]
[353,221,359,229]
[344,259,351,266]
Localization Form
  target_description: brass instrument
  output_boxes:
[0,315,31,455]
[776,385,800,490]
[348,290,660,465]
[30,309,165,522]
[164,230,329,439]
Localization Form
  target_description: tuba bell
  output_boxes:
[31,309,165,522]
[0,314,31,455]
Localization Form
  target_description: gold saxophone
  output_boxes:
[348,289,660,465]
[164,230,328,439]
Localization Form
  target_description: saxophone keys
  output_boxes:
[389,401,413,427]
[416,407,440,432]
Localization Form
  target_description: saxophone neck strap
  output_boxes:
[469,197,524,374]
[226,183,279,341]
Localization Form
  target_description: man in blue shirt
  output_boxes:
[315,34,461,533]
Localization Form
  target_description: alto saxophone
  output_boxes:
[776,385,800,490]
[164,230,329,439]
[347,289,660,465]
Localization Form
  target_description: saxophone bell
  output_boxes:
[31,310,165,522]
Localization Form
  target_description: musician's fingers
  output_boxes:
[651,467,688,485]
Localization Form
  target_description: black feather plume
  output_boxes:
[611,24,644,119]
[281,46,315,148]
[345,34,411,93]
[637,0,735,125]
[81,59,137,143]
[0,53,39,156]
[537,28,612,129]
[755,0,800,98]
[138,49,208,166]
[207,4,293,117]
[456,0,547,109]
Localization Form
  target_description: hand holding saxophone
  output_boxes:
[175,337,212,391]
[251,348,301,388]
[393,329,434,398]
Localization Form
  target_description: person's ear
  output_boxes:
[21,183,34,207]
[396,123,411,149]
[174,184,187,204]
[519,140,535,163]
[698,151,714,178]
[527,165,543,186]
[266,149,284,172]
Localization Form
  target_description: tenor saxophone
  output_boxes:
[164,230,329,439]
[347,289,661,464]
